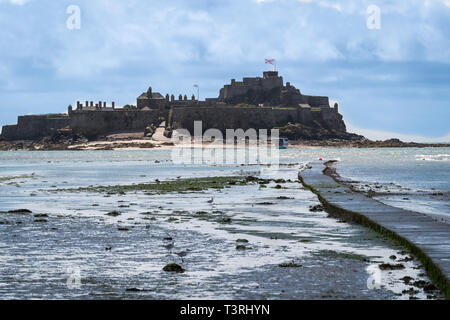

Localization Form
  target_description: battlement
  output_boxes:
[263,71,279,79]
[72,100,116,112]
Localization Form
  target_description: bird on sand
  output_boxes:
[175,251,188,263]
[164,242,174,251]
[163,234,174,251]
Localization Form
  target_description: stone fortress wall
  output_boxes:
[168,71,345,134]
[1,114,70,140]
[69,109,162,138]
[1,71,347,140]
[169,104,344,135]
[170,106,299,134]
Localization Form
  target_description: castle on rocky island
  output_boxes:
[1,71,348,140]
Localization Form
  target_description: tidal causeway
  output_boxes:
[299,160,450,299]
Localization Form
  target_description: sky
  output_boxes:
[0,0,449,142]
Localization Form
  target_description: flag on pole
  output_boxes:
[193,84,199,88]
[265,59,275,65]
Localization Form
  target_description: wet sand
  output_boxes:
[0,154,443,299]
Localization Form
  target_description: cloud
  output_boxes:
[1,0,450,139]
[8,0,31,4]
[318,1,342,12]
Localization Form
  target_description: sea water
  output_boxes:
[0,148,447,299]
[283,147,449,221]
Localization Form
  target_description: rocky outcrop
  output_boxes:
[275,122,362,141]
[289,137,450,148]
[41,127,88,145]
[0,127,87,151]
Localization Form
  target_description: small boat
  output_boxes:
[278,138,289,149]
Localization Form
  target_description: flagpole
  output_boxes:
[194,84,200,101]
[265,58,276,72]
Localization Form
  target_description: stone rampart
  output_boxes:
[69,109,163,137]
[1,114,69,140]
[170,106,299,134]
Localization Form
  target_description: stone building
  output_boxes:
[219,71,284,103]
[1,71,347,140]
[136,86,166,110]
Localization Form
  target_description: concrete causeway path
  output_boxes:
[299,162,450,299]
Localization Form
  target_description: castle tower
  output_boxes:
[263,71,279,79]
[262,71,283,90]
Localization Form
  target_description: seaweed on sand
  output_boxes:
[313,250,370,262]
[51,176,247,195]
[1,209,32,214]
[279,261,303,268]
[105,211,121,217]
[0,174,37,183]
[163,263,185,273]
[49,175,291,195]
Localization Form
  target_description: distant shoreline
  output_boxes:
[0,137,449,151]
